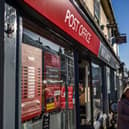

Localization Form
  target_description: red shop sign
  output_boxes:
[68,86,73,109]
[23,0,100,56]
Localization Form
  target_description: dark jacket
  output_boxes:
[117,97,129,129]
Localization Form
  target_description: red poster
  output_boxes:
[23,0,100,56]
[54,86,61,108]
[43,51,61,112]
[61,86,66,109]
[45,85,61,112]
[21,44,42,122]
[68,86,73,109]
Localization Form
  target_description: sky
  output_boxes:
[111,0,129,69]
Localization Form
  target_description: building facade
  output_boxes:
[0,0,122,129]
[78,0,119,55]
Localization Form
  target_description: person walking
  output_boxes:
[117,83,129,129]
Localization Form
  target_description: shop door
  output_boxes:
[79,61,91,128]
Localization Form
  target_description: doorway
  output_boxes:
[79,60,91,127]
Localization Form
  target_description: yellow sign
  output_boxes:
[46,103,55,111]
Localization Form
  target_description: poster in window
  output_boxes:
[68,86,73,109]
[60,86,66,109]
[45,85,61,112]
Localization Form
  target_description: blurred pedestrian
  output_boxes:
[117,82,129,129]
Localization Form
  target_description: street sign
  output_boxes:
[116,35,127,44]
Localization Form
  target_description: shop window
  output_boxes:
[91,63,102,121]
[94,0,100,24]
[21,28,76,129]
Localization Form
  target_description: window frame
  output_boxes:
[94,0,100,24]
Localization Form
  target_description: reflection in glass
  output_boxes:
[92,63,102,121]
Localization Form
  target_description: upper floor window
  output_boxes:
[94,0,100,24]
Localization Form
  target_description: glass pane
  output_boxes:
[106,67,110,94]
[61,50,76,129]
[94,0,100,23]
[92,63,102,121]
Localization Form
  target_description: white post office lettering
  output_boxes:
[65,9,80,32]
[78,24,92,44]
[64,9,92,44]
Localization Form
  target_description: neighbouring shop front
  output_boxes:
[0,0,120,129]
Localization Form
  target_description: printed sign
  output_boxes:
[60,86,66,109]
[68,86,73,109]
[45,85,61,112]
[21,43,42,121]
[98,43,119,69]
